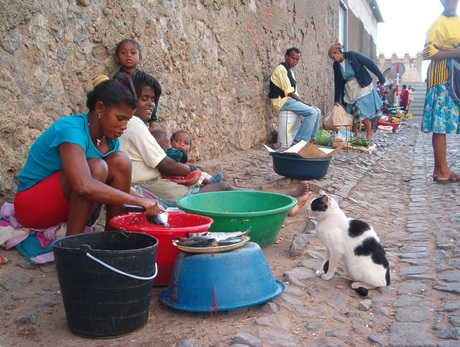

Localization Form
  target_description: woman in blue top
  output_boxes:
[14,74,161,235]
[329,43,386,140]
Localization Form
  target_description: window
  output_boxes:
[370,36,375,60]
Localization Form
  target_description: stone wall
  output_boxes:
[0,0,337,201]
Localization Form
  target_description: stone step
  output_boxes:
[406,82,426,116]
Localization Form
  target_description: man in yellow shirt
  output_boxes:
[269,47,321,145]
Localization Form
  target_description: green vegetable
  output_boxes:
[316,130,331,146]
[347,136,369,148]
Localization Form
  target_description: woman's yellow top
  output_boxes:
[423,14,460,89]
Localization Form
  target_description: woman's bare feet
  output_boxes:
[286,181,312,217]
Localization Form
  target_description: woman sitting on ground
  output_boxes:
[13,74,161,236]
[120,72,245,205]
[120,72,311,216]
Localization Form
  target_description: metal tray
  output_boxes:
[172,235,250,253]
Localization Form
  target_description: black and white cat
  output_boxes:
[310,192,390,296]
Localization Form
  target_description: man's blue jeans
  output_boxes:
[281,98,321,142]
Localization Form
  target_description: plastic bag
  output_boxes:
[324,105,354,130]
[316,129,330,146]
[377,125,393,134]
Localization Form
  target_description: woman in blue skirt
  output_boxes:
[421,0,460,182]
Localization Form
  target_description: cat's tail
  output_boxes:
[351,281,373,296]
[353,287,369,296]
[352,267,390,296]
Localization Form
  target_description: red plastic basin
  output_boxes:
[377,120,399,132]
[110,212,213,285]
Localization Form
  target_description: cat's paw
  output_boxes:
[316,270,325,277]
[321,273,334,281]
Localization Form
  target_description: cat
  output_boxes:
[309,192,390,296]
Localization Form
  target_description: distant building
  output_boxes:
[377,53,423,83]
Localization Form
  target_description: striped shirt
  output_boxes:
[423,14,460,89]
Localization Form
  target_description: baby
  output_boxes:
[151,129,223,185]
[150,129,171,151]
[170,130,224,183]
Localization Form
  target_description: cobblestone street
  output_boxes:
[314,117,460,346]
[227,116,460,347]
[1,116,460,346]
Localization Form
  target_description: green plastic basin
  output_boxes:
[175,191,296,247]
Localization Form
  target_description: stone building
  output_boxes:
[0,0,383,201]
[377,52,423,83]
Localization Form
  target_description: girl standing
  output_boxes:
[113,39,161,131]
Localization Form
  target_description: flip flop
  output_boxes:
[436,172,460,183]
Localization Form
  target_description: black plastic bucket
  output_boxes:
[52,230,158,338]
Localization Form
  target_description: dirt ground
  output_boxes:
[0,145,393,347]
[0,207,313,347]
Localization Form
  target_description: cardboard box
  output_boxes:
[264,140,345,159]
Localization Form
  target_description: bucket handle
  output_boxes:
[84,252,158,281]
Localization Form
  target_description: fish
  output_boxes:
[186,231,208,238]
[207,229,250,241]
[175,236,218,247]
[217,236,243,246]
[174,232,246,248]
[149,211,170,227]
[175,235,213,242]
[120,205,170,227]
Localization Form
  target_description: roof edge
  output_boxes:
[369,0,384,23]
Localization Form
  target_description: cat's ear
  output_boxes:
[319,190,329,198]
[321,194,329,204]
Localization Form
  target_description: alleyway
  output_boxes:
[1,117,459,346]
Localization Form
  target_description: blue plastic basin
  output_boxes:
[270,152,332,180]
[159,242,284,312]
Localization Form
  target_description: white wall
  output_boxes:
[347,0,379,39]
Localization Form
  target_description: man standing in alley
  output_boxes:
[269,47,321,146]
[399,84,409,113]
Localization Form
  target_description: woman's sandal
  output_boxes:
[435,172,460,183]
